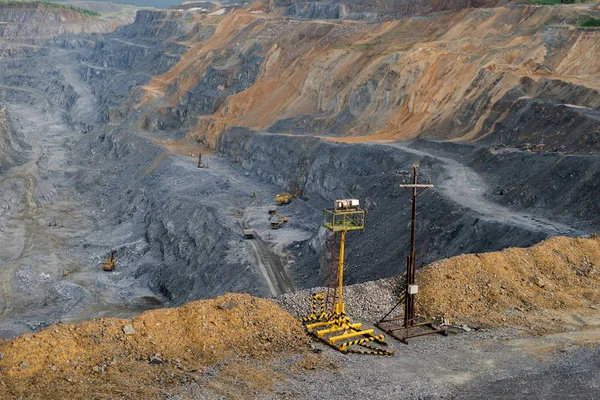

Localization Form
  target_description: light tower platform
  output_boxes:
[300,199,392,355]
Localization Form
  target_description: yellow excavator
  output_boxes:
[275,189,301,205]
[103,251,117,271]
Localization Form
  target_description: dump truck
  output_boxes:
[268,206,277,215]
[243,229,255,239]
[270,219,282,229]
[271,212,289,223]
[103,251,117,271]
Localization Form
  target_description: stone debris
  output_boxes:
[418,235,600,333]
[122,324,135,335]
[0,294,308,399]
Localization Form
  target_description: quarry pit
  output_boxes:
[0,0,599,399]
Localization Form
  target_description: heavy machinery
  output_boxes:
[271,211,289,223]
[242,229,255,239]
[275,192,293,205]
[270,219,282,229]
[275,188,301,205]
[103,251,117,271]
[300,199,393,355]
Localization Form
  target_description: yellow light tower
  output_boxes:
[300,199,393,355]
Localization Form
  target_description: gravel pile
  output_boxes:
[273,275,404,322]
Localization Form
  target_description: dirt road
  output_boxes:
[373,141,586,237]
[168,152,297,298]
[240,216,294,296]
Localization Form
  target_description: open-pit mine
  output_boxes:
[0,0,599,398]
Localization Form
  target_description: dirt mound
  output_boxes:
[418,235,600,333]
[0,293,308,399]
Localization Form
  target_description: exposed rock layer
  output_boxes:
[110,4,600,154]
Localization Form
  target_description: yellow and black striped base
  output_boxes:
[299,293,394,356]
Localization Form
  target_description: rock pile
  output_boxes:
[418,235,600,333]
[277,235,600,335]
[0,293,308,399]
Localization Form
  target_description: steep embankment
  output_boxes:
[79,8,213,123]
[113,3,600,154]
[0,107,27,173]
[418,235,600,333]
[217,129,592,288]
[0,2,116,40]
[274,0,505,20]
[0,293,308,399]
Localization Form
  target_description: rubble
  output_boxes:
[417,235,600,333]
[0,293,308,399]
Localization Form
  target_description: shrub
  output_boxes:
[580,16,600,27]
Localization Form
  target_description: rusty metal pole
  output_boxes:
[404,166,418,327]
[376,168,444,342]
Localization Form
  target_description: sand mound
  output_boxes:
[418,235,600,333]
[0,293,308,399]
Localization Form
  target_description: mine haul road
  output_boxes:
[260,132,585,238]
[239,213,294,297]
[371,141,586,238]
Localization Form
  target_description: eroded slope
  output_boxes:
[0,293,307,399]
[419,234,600,332]
[112,3,600,154]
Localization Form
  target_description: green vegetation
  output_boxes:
[529,0,594,4]
[0,1,100,17]
[355,42,376,51]
[529,0,569,5]
[580,16,600,27]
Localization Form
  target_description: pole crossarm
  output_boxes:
[399,184,434,188]
[376,165,447,343]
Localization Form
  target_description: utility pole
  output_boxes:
[399,165,433,328]
[376,164,447,343]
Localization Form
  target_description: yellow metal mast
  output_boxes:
[300,199,393,355]
[335,230,345,316]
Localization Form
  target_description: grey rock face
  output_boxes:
[477,77,600,154]
[0,106,28,173]
[277,0,503,21]
[217,129,592,288]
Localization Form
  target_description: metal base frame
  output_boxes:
[301,293,394,355]
[376,319,447,344]
[376,295,447,344]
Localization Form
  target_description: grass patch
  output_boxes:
[334,41,378,52]
[530,0,563,5]
[0,1,100,17]
[355,41,376,51]
[580,16,600,27]
[529,0,594,4]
